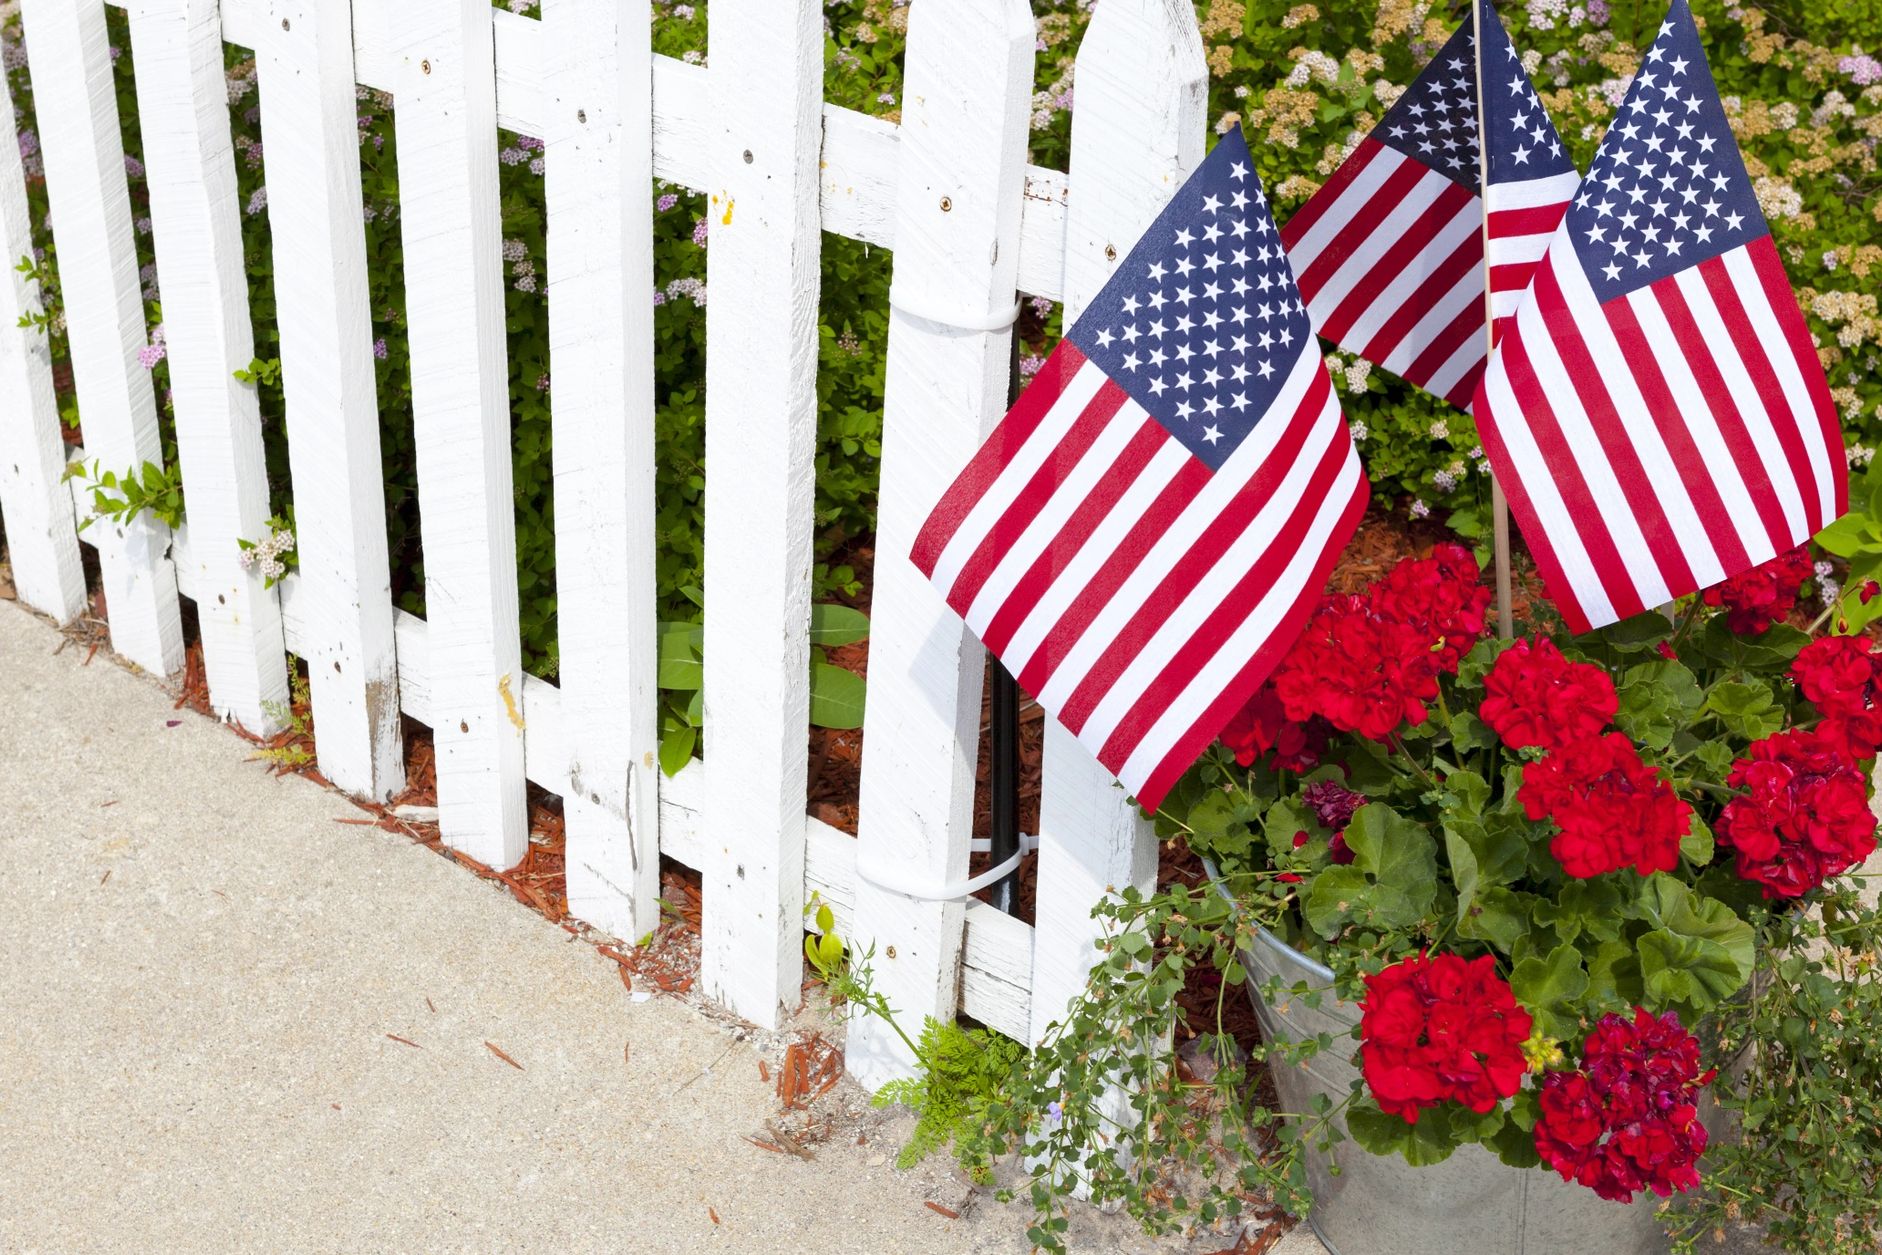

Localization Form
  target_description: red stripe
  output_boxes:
[1649,279,1794,557]
[1054,369,1335,733]
[941,382,1131,613]
[1279,138,1386,252]
[1015,458,1212,696]
[1356,232,1479,383]
[1487,203,1568,237]
[1476,325,1642,631]
[1130,476,1368,811]
[1532,258,1698,601]
[1745,235,1848,521]
[1488,262,1535,293]
[1319,181,1474,345]
[1403,300,1483,404]
[1293,158,1429,303]
[977,419,1168,656]
[1096,427,1351,770]
[1603,294,1752,578]
[1697,255,1824,534]
[910,341,1088,578]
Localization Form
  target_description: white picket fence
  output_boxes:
[0,0,1207,1087]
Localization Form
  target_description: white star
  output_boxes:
[1230,161,1247,181]
[1724,210,1744,232]
[1120,352,1141,371]
[1201,424,1224,444]
[1202,222,1223,244]
[1148,376,1167,396]
[1121,323,1140,343]
[1229,392,1250,411]
[1202,395,1223,417]
[1094,328,1114,348]
[1120,295,1140,315]
[1174,227,1194,248]
[1602,260,1623,281]
[1146,261,1166,282]
[1257,359,1275,379]
[1201,194,1222,214]
[1175,399,1193,419]
[1174,371,1194,391]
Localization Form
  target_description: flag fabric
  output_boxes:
[1472,0,1846,633]
[1280,1,1579,407]
[911,127,1367,811]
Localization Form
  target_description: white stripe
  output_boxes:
[1422,326,1488,400]
[928,359,1108,595]
[1302,169,1447,319]
[1478,337,1615,624]
[1033,346,1323,710]
[1078,388,1341,752]
[1285,144,1406,276]
[1553,244,1724,588]
[1490,290,1525,321]
[1001,439,1190,675]
[1381,264,1478,376]
[1720,245,1836,527]
[1118,447,1364,790]
[1515,257,1672,608]
[1485,169,1581,212]
[962,399,1150,636]
[1673,266,1809,540]
[1337,202,1479,351]
[1487,231,1554,269]
[1625,286,1779,566]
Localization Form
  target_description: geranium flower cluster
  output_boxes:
[1358,952,1532,1125]
[1478,636,1617,751]
[1791,635,1882,761]
[1533,1009,1714,1203]
[1716,727,1878,899]
[1699,545,1814,634]
[1517,732,1694,879]
[1265,545,1491,744]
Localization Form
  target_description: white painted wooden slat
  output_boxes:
[542,0,661,941]
[252,0,404,800]
[391,0,528,870]
[128,0,289,733]
[0,70,85,624]
[845,0,1035,1091]
[174,0,1083,299]
[22,0,183,675]
[1028,0,1207,1052]
[697,0,823,1030]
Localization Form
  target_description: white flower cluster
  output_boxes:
[239,526,296,582]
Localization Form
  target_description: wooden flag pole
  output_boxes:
[1473,0,1516,639]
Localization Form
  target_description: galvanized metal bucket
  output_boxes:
[1207,868,1671,1255]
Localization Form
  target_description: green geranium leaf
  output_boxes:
[1457,638,1509,687]
[1448,711,1496,753]
[1457,886,1537,955]
[1599,610,1679,653]
[1681,814,1715,867]
[1445,825,1480,919]
[1185,791,1256,863]
[1532,877,1627,944]
[1706,679,1785,740]
[1263,795,1312,860]
[1511,944,1590,1040]
[1585,938,1644,1016]
[1302,866,1372,939]
[1636,876,1755,1015]
[1614,659,1703,751]
[1345,1100,1461,1167]
[808,603,870,646]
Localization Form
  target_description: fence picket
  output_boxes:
[393,0,528,869]
[21,0,183,675]
[1028,0,1208,1054]
[845,0,1036,1089]
[252,0,404,800]
[542,0,661,939]
[0,71,85,624]
[128,0,288,732]
[697,0,823,1029]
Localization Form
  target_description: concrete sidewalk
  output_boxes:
[0,601,1323,1255]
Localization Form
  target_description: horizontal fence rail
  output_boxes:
[0,0,1210,1074]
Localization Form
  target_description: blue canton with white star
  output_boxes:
[1479,0,1577,184]
[1067,127,1311,473]
[1566,0,1765,302]
[1375,23,1482,190]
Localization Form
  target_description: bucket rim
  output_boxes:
[1198,855,1339,984]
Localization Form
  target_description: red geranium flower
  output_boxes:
[1791,635,1882,761]
[1370,543,1492,673]
[1478,637,1619,751]
[1700,545,1814,634]
[1359,952,1532,1125]
[1716,727,1878,899]
[1219,683,1330,771]
[1534,1009,1713,1203]
[1519,733,1691,878]
[1273,595,1442,742]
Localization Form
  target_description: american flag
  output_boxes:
[911,128,1366,811]
[1281,1,1579,407]
[1473,0,1846,633]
